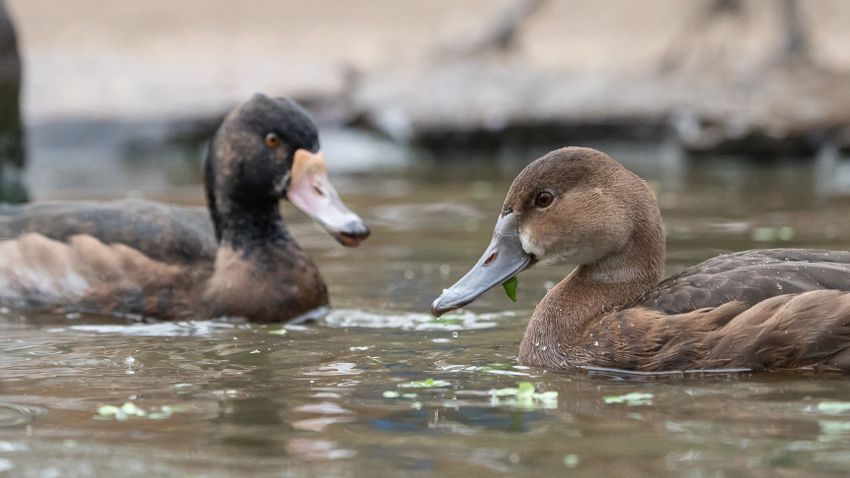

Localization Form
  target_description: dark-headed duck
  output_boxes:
[433,147,850,372]
[0,94,369,322]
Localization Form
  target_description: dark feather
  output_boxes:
[633,249,850,314]
[0,200,216,263]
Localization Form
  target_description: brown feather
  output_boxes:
[0,96,347,322]
[507,147,850,372]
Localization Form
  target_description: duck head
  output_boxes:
[206,93,369,246]
[432,147,661,316]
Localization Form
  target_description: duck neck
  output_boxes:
[204,159,289,249]
[214,200,290,251]
[203,189,327,322]
[518,218,665,368]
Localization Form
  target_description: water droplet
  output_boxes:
[593,341,599,347]
[451,331,459,338]
[542,346,548,351]
[124,356,135,365]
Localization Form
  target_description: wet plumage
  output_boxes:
[634,249,850,314]
[434,147,850,372]
[0,94,369,321]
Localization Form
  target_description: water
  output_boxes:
[3,138,850,476]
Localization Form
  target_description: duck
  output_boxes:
[432,147,850,372]
[0,94,369,322]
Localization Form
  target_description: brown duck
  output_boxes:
[433,147,850,372]
[0,94,369,322]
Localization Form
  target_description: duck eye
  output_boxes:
[534,191,554,208]
[264,133,281,149]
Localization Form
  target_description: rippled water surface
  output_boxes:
[4,141,850,476]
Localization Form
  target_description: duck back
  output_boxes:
[633,249,850,314]
[0,200,219,318]
[0,200,217,263]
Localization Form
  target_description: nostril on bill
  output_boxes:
[483,250,497,266]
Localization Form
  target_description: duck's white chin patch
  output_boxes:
[519,229,546,262]
[519,229,579,266]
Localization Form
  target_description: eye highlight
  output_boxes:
[534,191,554,209]
[264,132,282,149]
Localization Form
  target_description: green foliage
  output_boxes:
[502,277,518,302]
[602,392,654,406]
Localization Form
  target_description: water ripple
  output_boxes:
[321,309,512,331]
[67,320,241,337]
[0,403,48,428]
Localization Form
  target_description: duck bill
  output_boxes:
[286,149,370,247]
[431,213,532,316]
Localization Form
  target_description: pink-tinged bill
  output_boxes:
[286,149,370,247]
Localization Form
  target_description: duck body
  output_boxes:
[434,147,850,373]
[522,249,850,372]
[0,94,368,322]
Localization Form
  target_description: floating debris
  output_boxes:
[488,382,558,409]
[603,392,654,406]
[382,391,420,400]
[815,401,850,414]
[95,402,184,421]
[563,454,581,468]
[397,378,452,389]
[96,403,145,420]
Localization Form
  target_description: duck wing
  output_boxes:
[633,249,850,314]
[0,200,217,264]
[596,290,850,372]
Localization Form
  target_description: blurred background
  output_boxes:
[4,3,850,476]
[0,0,849,299]
[1,0,849,202]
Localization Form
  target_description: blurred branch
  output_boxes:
[659,0,747,73]
[661,0,814,74]
[780,0,810,65]
[450,0,545,55]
